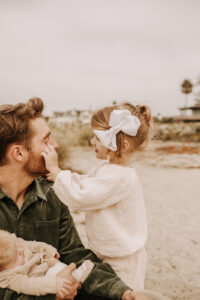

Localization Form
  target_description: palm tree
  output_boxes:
[193,75,200,104]
[181,79,193,108]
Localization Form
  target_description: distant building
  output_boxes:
[175,89,200,122]
[50,109,93,124]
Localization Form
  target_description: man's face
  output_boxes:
[23,117,58,177]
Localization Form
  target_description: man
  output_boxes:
[0,97,149,300]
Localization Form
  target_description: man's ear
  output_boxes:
[9,144,27,162]
[123,140,130,153]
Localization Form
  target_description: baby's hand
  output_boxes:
[41,145,61,181]
[55,252,60,259]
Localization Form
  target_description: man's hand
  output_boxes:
[56,277,75,299]
[121,290,149,300]
[56,263,80,299]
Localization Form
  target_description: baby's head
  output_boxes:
[91,102,152,164]
[0,230,24,271]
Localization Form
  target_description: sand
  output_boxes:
[63,142,200,300]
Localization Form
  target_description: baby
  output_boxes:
[0,230,94,297]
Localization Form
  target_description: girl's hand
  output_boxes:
[41,145,61,181]
[46,173,54,182]
[42,144,59,169]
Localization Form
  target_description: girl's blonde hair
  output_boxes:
[91,102,152,160]
[0,230,16,270]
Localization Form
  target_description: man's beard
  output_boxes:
[23,150,48,177]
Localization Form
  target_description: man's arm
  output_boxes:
[0,289,55,300]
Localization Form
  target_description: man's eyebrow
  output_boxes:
[43,132,51,140]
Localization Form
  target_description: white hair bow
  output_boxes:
[93,110,141,151]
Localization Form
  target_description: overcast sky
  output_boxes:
[0,0,200,116]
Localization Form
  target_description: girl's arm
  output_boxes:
[42,145,134,211]
[53,166,133,211]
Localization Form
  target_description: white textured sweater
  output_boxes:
[53,160,147,258]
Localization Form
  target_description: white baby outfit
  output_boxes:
[53,160,147,290]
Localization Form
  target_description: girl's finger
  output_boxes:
[45,147,51,154]
[41,152,46,158]
[41,148,49,155]
[47,143,54,151]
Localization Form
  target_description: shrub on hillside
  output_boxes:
[77,125,93,146]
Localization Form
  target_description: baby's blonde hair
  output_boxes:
[0,230,16,270]
[91,102,152,160]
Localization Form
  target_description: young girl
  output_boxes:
[42,102,152,291]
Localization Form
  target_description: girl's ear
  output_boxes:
[8,144,27,163]
[123,140,130,153]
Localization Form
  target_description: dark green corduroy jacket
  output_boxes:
[0,178,129,300]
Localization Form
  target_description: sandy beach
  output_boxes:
[63,142,200,300]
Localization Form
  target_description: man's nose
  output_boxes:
[49,138,59,149]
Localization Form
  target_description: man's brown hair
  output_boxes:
[0,97,44,166]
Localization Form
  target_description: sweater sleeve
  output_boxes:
[53,165,132,211]
[7,274,57,296]
[22,240,57,257]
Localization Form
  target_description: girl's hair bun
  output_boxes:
[91,101,153,159]
[136,105,151,125]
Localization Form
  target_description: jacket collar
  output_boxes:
[0,178,47,201]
